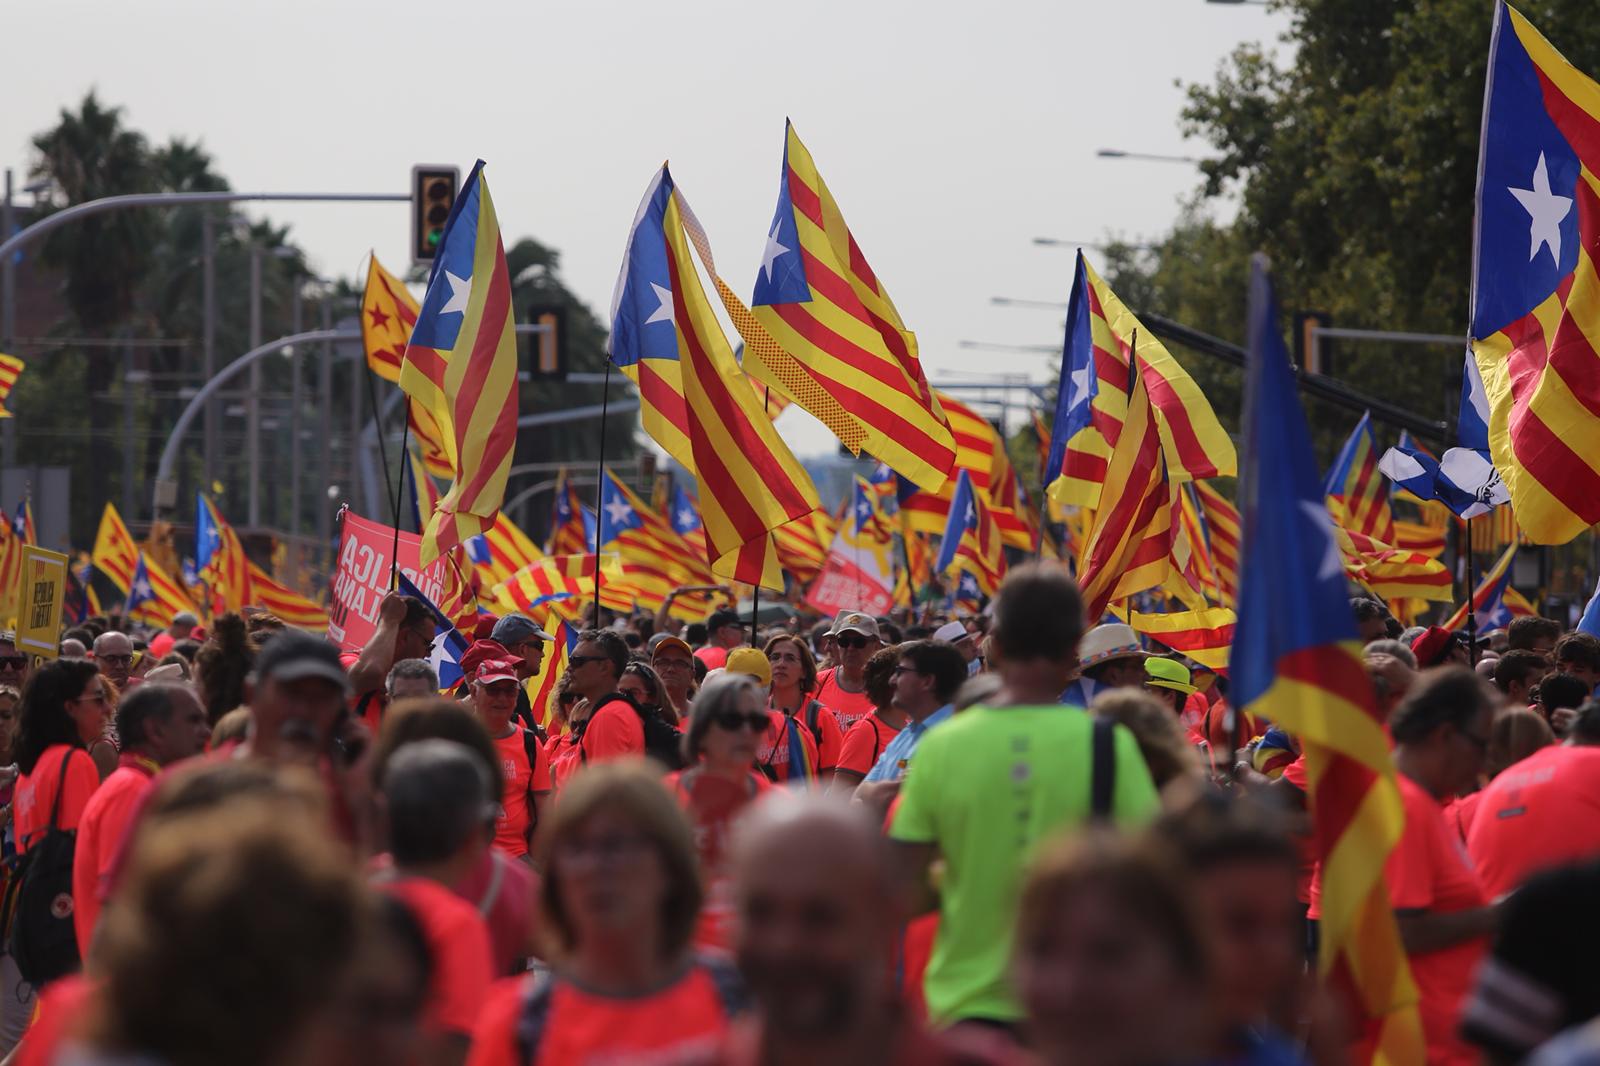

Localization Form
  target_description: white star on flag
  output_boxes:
[1067,365,1093,412]
[1299,501,1344,581]
[605,497,635,527]
[1509,152,1573,267]
[761,222,790,283]
[440,271,472,316]
[678,508,697,529]
[645,282,675,326]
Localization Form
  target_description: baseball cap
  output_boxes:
[725,647,772,686]
[1144,657,1197,695]
[707,608,742,631]
[491,613,551,646]
[473,658,521,686]
[255,632,350,693]
[1078,623,1147,670]
[1410,625,1461,669]
[172,611,199,627]
[933,620,971,644]
[459,639,512,680]
[834,612,881,640]
[651,635,693,660]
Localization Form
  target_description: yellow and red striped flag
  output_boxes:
[526,620,576,731]
[127,553,198,629]
[1470,4,1600,543]
[899,394,1008,537]
[398,163,520,567]
[547,470,595,557]
[244,560,328,630]
[0,354,24,418]
[713,122,956,492]
[1392,519,1446,559]
[196,494,252,614]
[1193,482,1240,607]
[1336,526,1454,604]
[1236,259,1420,1064]
[772,509,835,584]
[1440,543,1536,632]
[608,165,820,590]
[1324,413,1397,545]
[932,470,1006,596]
[0,504,26,624]
[490,553,632,618]
[1117,604,1235,676]
[1045,253,1235,509]
[1076,361,1172,620]
[92,502,141,596]
[471,511,543,590]
[363,255,454,481]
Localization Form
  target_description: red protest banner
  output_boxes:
[804,553,894,619]
[327,509,451,652]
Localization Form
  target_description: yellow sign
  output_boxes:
[16,546,67,660]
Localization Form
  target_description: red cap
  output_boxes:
[459,639,512,681]
[1409,625,1458,668]
[474,658,521,686]
[473,615,500,642]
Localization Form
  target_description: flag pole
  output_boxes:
[388,416,411,590]
[592,359,613,619]
[749,387,771,645]
[1464,515,1478,665]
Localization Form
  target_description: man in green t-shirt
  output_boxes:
[890,561,1160,1030]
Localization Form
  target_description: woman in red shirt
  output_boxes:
[1382,667,1502,1066]
[13,658,105,855]
[468,761,745,1066]
[762,635,842,777]
[666,673,772,951]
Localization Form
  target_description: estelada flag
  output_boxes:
[92,502,140,595]
[363,254,454,481]
[0,354,24,418]
[1470,3,1600,542]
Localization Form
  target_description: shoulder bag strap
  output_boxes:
[45,747,77,833]
[1090,717,1116,820]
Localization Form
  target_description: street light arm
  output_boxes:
[0,190,408,265]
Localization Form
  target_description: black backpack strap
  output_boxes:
[521,729,543,786]
[354,689,380,725]
[1090,717,1116,820]
[45,747,77,833]
[804,700,825,747]
[514,968,556,1066]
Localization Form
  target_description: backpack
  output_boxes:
[801,700,826,748]
[1089,716,1117,821]
[513,955,746,1065]
[6,751,83,985]
[580,692,685,771]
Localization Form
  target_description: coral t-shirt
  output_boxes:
[15,746,99,854]
[456,847,539,977]
[467,960,740,1066]
[382,876,494,1038]
[72,755,157,954]
[1386,773,1489,1066]
[756,710,821,782]
[579,698,644,763]
[815,669,875,731]
[489,728,551,859]
[837,715,901,778]
[666,768,771,950]
[1466,744,1600,899]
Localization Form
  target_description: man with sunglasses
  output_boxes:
[570,630,640,761]
[694,608,748,671]
[0,632,30,691]
[815,615,882,731]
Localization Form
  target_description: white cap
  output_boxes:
[933,621,970,643]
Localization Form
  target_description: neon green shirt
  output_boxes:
[889,705,1160,1023]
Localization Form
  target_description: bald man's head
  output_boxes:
[730,793,898,1039]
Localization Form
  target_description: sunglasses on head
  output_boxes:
[836,634,870,649]
[712,711,768,733]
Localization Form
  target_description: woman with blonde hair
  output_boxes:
[1090,688,1206,806]
[466,760,745,1065]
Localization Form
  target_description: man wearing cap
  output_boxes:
[489,614,551,731]
[816,614,882,731]
[245,631,353,764]
[651,635,697,722]
[146,611,198,661]
[469,658,552,862]
[1143,657,1202,735]
[934,620,981,676]
[1412,625,1471,670]
[696,608,747,671]
[1069,623,1148,705]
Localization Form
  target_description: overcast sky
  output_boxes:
[6,0,1287,457]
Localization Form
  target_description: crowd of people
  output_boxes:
[0,564,1592,1064]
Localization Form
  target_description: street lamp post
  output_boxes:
[1096,149,1202,164]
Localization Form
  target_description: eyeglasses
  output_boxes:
[712,711,769,733]
[68,693,108,707]
[891,665,922,677]
[836,635,871,650]
[97,654,133,666]
[568,655,609,668]
[0,655,25,670]
[653,656,691,670]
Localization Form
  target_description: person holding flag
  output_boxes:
[343,590,437,735]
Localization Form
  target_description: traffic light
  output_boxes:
[410,165,460,263]
[526,305,566,378]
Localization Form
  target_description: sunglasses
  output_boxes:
[568,655,609,668]
[712,711,769,733]
[836,635,871,650]
[0,655,25,670]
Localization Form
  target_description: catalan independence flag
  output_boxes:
[127,553,198,629]
[196,494,252,614]
[1118,604,1234,676]
[245,560,328,630]
[1076,354,1172,621]
[1336,526,1454,605]
[363,254,454,481]
[92,502,141,596]
[468,511,542,590]
[933,470,1005,597]
[526,619,578,731]
[718,122,955,492]
[900,394,1031,546]
[1046,252,1235,509]
[0,353,24,418]
[1233,256,1420,1064]
[1324,412,1397,544]
[547,469,596,556]
[609,165,820,590]
[400,162,520,567]
[1193,482,1240,607]
[1470,4,1600,543]
[1440,542,1536,632]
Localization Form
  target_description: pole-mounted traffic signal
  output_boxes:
[410,165,460,263]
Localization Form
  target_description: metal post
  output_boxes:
[317,297,334,571]
[1,170,16,474]
[289,279,303,542]
[247,246,262,526]
[201,210,217,492]
[349,308,362,511]
[122,341,135,520]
